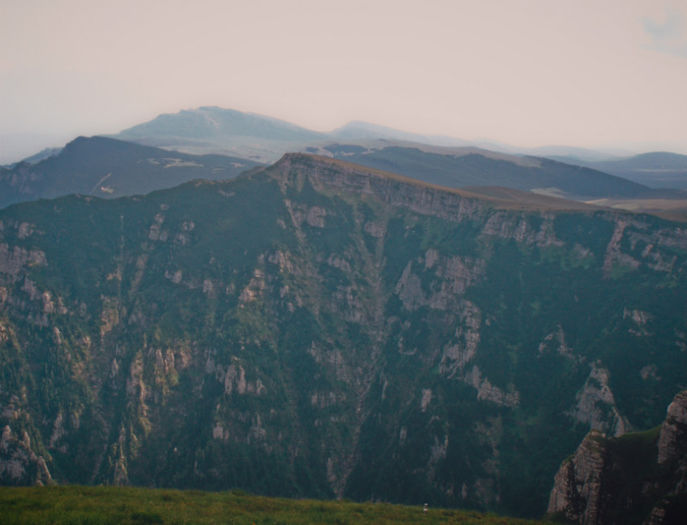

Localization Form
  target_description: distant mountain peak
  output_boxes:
[118,106,326,142]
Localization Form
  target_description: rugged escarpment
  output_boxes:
[1,154,687,518]
[548,431,607,524]
[547,390,687,524]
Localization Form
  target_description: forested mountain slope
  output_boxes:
[1,154,686,518]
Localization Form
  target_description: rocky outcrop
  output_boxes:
[572,364,629,437]
[651,391,687,523]
[548,390,687,524]
[0,425,53,486]
[547,431,607,524]
[657,390,687,467]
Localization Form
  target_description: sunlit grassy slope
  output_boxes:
[0,486,541,524]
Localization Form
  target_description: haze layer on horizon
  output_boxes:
[1,0,686,163]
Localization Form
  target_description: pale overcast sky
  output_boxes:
[1,0,686,162]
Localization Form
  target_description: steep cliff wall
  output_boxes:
[1,154,687,517]
[547,390,687,524]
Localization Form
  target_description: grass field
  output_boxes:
[0,486,542,524]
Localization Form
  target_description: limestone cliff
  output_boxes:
[547,431,607,524]
[0,425,52,486]
[547,390,687,524]
[1,153,687,518]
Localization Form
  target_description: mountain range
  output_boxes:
[3,130,685,217]
[2,106,685,218]
[111,106,687,190]
[2,153,687,521]
[3,107,687,524]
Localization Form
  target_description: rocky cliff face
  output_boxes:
[547,390,687,524]
[657,391,687,468]
[1,154,687,518]
[548,431,607,524]
[0,425,53,486]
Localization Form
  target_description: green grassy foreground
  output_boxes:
[0,486,541,524]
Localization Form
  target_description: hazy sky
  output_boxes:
[1,0,687,162]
